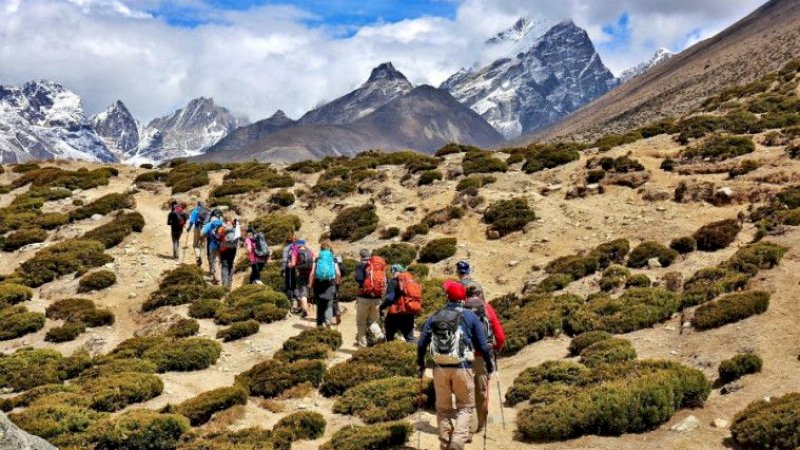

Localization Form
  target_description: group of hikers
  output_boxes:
[168,200,506,450]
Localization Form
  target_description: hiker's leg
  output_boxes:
[450,367,476,450]
[383,314,398,342]
[315,296,327,327]
[433,368,456,450]
[192,229,202,262]
[254,262,264,284]
[222,250,236,287]
[249,264,258,284]
[355,298,369,346]
[172,234,180,259]
[400,314,416,343]
[473,358,489,434]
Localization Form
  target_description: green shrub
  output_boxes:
[330,204,379,242]
[12,162,40,173]
[237,358,326,398]
[730,392,800,450]
[17,238,112,287]
[494,294,581,356]
[505,360,589,406]
[0,305,45,340]
[417,170,443,186]
[319,421,412,450]
[435,143,481,157]
[3,228,47,251]
[523,143,583,173]
[693,291,770,330]
[321,341,417,396]
[729,159,760,178]
[78,270,117,293]
[567,288,681,335]
[422,206,465,228]
[166,163,211,194]
[166,318,200,338]
[418,238,457,263]
[90,409,190,450]
[725,241,786,274]
[333,376,432,423]
[591,132,643,152]
[217,320,260,342]
[8,398,106,443]
[590,239,631,269]
[681,267,752,307]
[177,427,273,450]
[536,274,573,293]
[134,171,168,184]
[143,265,226,312]
[0,283,33,307]
[379,227,400,239]
[269,190,296,207]
[401,222,429,241]
[456,175,495,191]
[187,299,223,319]
[0,348,90,392]
[719,353,762,384]
[627,241,678,268]
[34,212,70,230]
[69,193,134,221]
[483,198,536,237]
[10,167,113,191]
[45,322,86,343]
[174,386,249,426]
[77,371,164,412]
[83,212,145,248]
[249,214,303,247]
[214,285,289,325]
[579,338,637,368]
[142,338,222,372]
[374,243,417,266]
[625,274,651,288]
[693,218,741,251]
[273,411,326,446]
[463,150,508,175]
[545,255,599,280]
[568,331,612,356]
[275,327,342,362]
[670,236,697,254]
[681,135,756,162]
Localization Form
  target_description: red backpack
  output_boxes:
[360,256,387,298]
[173,205,186,228]
[390,272,423,315]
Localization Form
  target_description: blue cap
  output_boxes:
[456,260,471,275]
[391,264,405,273]
[297,240,306,246]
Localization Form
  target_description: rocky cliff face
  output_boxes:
[91,100,141,157]
[441,20,616,139]
[0,413,57,450]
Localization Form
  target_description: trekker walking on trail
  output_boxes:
[380,264,422,343]
[216,215,241,288]
[464,284,505,439]
[167,200,187,260]
[201,209,224,284]
[333,254,347,325]
[244,226,269,284]
[354,249,386,347]
[417,280,494,450]
[308,240,340,328]
[290,239,314,320]
[456,260,483,297]
[282,235,300,313]
[186,201,211,267]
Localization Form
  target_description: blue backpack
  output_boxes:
[315,250,336,281]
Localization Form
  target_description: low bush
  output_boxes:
[177,427,273,450]
[216,320,260,342]
[77,371,164,412]
[579,338,637,368]
[591,132,643,152]
[693,291,770,330]
[166,163,211,194]
[214,285,289,325]
[505,360,589,406]
[34,212,70,230]
[0,305,46,340]
[8,397,106,444]
[435,143,481,157]
[418,238,457,263]
[729,159,760,178]
[237,358,326,398]
[330,204,379,242]
[0,283,33,307]
[134,171,168,184]
[333,376,433,423]
[223,162,295,190]
[319,421,412,450]
[567,288,681,335]
[166,318,199,338]
[12,162,40,173]
[45,322,86,343]
[247,213,301,246]
[494,293,582,356]
[417,170,443,186]
[143,265,226,312]
[523,143,583,173]
[374,243,417,266]
[625,274,651,288]
[462,150,508,175]
[456,175,496,192]
[401,223,429,241]
[269,190,296,207]
[17,238,112,287]
[275,327,342,362]
[681,267,751,308]
[90,409,190,450]
[719,353,762,384]
[78,270,117,293]
[568,331,612,356]
[590,239,631,269]
[142,338,222,372]
[379,227,400,239]
[483,198,536,238]
[536,274,573,293]
[681,135,756,162]
[3,228,47,251]
[321,341,417,396]
[693,218,741,251]
[627,241,678,268]
[0,348,90,392]
[83,212,145,248]
[670,236,697,254]
[187,299,223,319]
[10,167,114,191]
[273,411,326,447]
[69,193,134,221]
[730,392,800,450]
[545,254,599,280]
[174,385,249,426]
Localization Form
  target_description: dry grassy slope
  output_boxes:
[525,0,800,144]
[1,129,800,449]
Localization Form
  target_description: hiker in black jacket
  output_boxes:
[167,200,187,260]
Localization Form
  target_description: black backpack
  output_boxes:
[429,308,473,365]
[254,232,270,258]
[464,296,494,346]
[196,207,211,227]
[296,248,314,271]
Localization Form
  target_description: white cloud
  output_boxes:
[0,0,768,123]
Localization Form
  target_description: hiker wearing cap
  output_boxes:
[354,249,386,347]
[167,200,188,260]
[244,225,269,285]
[282,235,299,312]
[308,240,341,328]
[289,239,315,320]
[216,215,241,288]
[464,284,506,439]
[379,264,422,343]
[417,281,494,450]
[201,209,225,284]
[186,201,211,267]
[456,260,484,298]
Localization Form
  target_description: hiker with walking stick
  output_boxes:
[167,200,188,260]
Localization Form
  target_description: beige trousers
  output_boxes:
[192,228,204,259]
[473,357,490,434]
[433,367,475,450]
[355,297,381,347]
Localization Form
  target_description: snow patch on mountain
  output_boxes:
[618,48,676,83]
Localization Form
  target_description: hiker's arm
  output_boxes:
[485,303,506,351]
[308,262,315,289]
[416,320,432,373]
[335,263,341,285]
[379,279,397,310]
[354,263,365,286]
[187,209,197,231]
[167,213,173,226]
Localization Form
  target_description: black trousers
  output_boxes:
[249,262,265,284]
[284,267,297,299]
[384,313,415,343]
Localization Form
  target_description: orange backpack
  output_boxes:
[390,272,423,315]
[360,256,387,298]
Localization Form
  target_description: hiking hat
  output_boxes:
[211,208,223,218]
[198,201,205,207]
[391,264,405,273]
[360,248,371,258]
[297,239,307,246]
[443,280,467,302]
[456,260,471,275]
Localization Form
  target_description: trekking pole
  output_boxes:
[181,232,190,262]
[416,375,424,450]
[494,354,506,430]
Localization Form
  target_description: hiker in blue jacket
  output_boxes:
[186,201,210,267]
[201,209,224,285]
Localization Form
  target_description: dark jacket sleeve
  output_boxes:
[354,262,366,287]
[380,278,399,310]
[167,212,174,226]
[417,318,432,368]
[468,312,494,373]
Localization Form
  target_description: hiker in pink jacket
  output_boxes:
[244,226,269,284]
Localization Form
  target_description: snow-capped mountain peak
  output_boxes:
[367,62,409,83]
[618,48,676,83]
[91,100,141,156]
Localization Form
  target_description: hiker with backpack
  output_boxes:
[282,235,299,313]
[167,200,188,260]
[333,254,347,325]
[417,280,494,450]
[244,226,270,285]
[186,201,211,267]
[289,239,315,320]
[379,264,422,343]
[216,215,241,288]
[456,260,483,296]
[201,209,225,284]
[308,240,341,328]
[464,284,505,439]
[354,249,386,347]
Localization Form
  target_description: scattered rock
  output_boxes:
[712,419,729,429]
[648,258,663,269]
[487,230,501,240]
[664,326,676,331]
[721,381,745,395]
[495,276,509,286]
[682,321,691,328]
[508,260,519,268]
[91,214,103,221]
[128,293,137,299]
[0,412,57,450]
[671,415,700,432]
[19,243,45,252]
